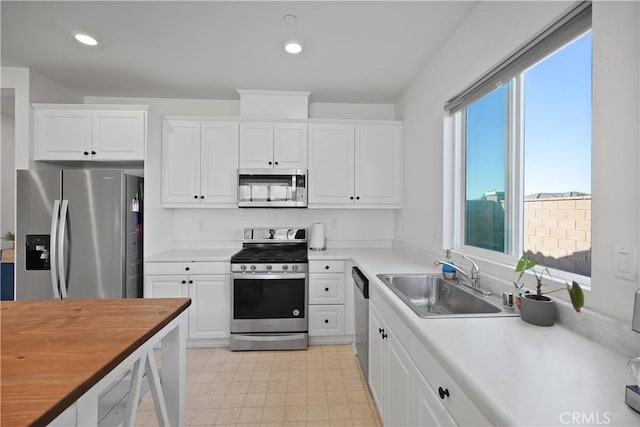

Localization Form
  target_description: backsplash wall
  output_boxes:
[170,208,395,249]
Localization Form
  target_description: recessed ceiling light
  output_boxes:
[73,32,98,46]
[284,40,303,55]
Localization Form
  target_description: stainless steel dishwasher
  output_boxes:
[352,266,369,379]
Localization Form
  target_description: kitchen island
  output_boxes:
[0,297,190,426]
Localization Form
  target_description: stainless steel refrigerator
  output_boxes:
[16,169,143,300]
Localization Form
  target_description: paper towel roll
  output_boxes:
[309,223,326,250]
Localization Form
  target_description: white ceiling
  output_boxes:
[1,1,477,103]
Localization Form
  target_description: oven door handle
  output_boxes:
[233,273,307,280]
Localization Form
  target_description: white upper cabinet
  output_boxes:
[239,122,307,169]
[308,123,402,208]
[200,122,239,203]
[355,124,402,206]
[162,120,238,206]
[308,124,355,205]
[162,120,201,204]
[34,105,146,161]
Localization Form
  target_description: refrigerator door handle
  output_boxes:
[57,200,69,299]
[50,200,61,299]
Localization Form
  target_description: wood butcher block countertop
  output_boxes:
[0,298,191,427]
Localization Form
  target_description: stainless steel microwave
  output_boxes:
[238,169,307,208]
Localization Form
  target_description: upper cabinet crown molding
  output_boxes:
[32,104,148,162]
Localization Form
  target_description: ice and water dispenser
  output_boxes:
[24,234,50,270]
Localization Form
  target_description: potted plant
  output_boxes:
[513,256,584,326]
[2,231,14,247]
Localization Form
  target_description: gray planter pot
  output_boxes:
[519,294,556,326]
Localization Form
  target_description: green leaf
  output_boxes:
[515,256,527,273]
[567,281,584,313]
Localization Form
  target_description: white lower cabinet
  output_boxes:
[369,302,412,426]
[308,260,349,342]
[308,305,345,336]
[145,262,230,343]
[414,368,457,426]
[369,290,491,426]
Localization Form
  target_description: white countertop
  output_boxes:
[145,248,238,262]
[145,246,640,425]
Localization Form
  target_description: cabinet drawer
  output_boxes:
[146,261,229,275]
[309,273,345,304]
[413,338,491,426]
[309,305,345,336]
[309,260,346,273]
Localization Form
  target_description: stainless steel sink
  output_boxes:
[376,273,519,318]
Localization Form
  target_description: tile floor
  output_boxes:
[136,344,382,426]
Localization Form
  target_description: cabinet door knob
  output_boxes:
[181,280,186,284]
[194,195,198,199]
[83,151,89,156]
[200,195,204,199]
[324,319,329,324]
[185,267,190,271]
[378,327,384,335]
[381,332,388,339]
[325,287,329,292]
[189,280,193,284]
[438,387,450,400]
[350,196,354,200]
[91,150,96,155]
[356,196,360,200]
[325,265,330,270]
[268,161,272,165]
[274,161,279,165]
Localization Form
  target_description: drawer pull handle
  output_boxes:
[438,387,450,400]
[324,319,329,324]
[378,327,384,335]
[325,265,330,270]
[185,267,190,271]
[325,287,329,292]
[381,332,387,340]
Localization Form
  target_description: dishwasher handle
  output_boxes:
[352,267,369,299]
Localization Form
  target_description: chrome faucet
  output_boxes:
[435,250,490,296]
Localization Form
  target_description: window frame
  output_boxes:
[448,26,593,287]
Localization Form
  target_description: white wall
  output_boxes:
[394,1,640,327]
[170,209,394,249]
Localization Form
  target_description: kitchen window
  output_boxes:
[445,2,592,281]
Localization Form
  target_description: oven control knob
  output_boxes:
[250,265,256,271]
[240,265,247,271]
[292,265,299,272]
[282,265,289,271]
[266,265,273,271]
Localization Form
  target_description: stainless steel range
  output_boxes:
[230,227,308,351]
